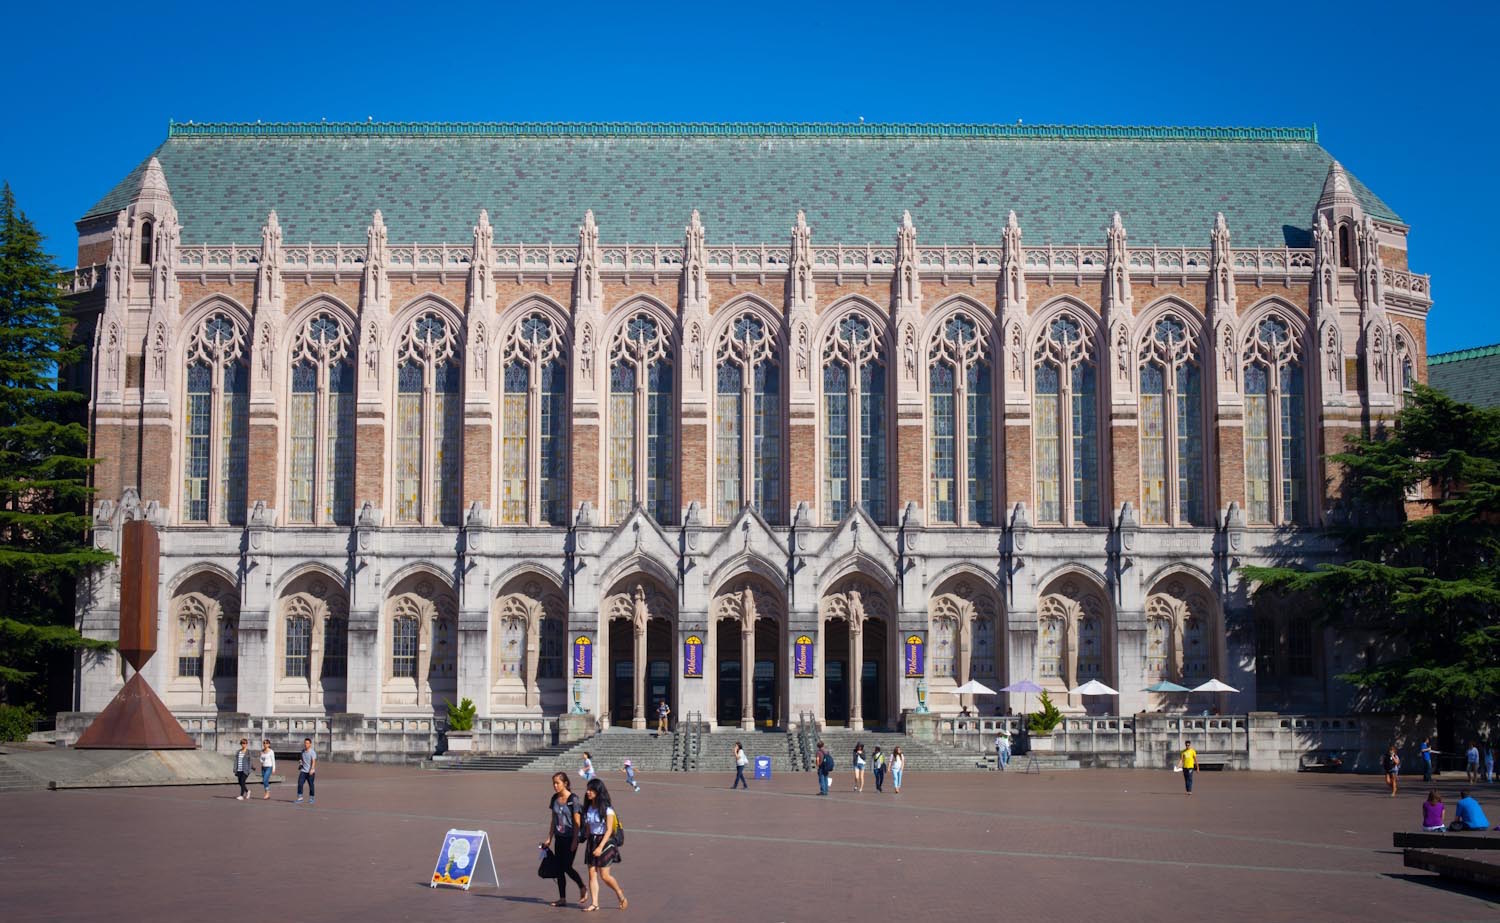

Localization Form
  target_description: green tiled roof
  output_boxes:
[1428,345,1500,409]
[82,122,1400,248]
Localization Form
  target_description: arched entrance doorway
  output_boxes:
[712,577,785,730]
[819,576,893,730]
[602,579,675,729]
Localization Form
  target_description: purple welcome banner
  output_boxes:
[683,635,703,678]
[904,635,925,678]
[794,635,815,678]
[572,636,592,678]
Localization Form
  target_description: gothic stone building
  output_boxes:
[68,122,1433,735]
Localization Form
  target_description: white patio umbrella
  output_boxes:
[1069,679,1120,696]
[954,679,999,696]
[1191,679,1239,693]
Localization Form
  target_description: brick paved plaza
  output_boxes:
[2,765,1496,922]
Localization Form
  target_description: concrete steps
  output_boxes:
[517,727,683,774]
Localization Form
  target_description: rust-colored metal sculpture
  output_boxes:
[75,519,196,749]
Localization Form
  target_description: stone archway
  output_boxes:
[382,572,457,715]
[819,575,894,730]
[1037,574,1113,714]
[928,575,1004,714]
[601,577,676,729]
[166,571,239,713]
[276,572,349,714]
[711,576,786,730]
[493,574,567,716]
[1146,574,1221,712]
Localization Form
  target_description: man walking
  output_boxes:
[295,737,317,804]
[815,740,831,796]
[1421,738,1435,782]
[1181,739,1197,796]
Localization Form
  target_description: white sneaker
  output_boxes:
[235,796,244,801]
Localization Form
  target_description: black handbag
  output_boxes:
[537,847,561,878]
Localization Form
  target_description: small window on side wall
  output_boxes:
[139,219,154,265]
[1337,223,1351,269]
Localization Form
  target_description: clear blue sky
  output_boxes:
[2,0,1492,353]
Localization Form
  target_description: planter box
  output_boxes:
[1027,735,1055,752]
[446,733,474,753]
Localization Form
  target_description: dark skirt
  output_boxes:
[585,833,621,867]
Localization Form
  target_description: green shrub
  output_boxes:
[0,703,40,742]
[1027,690,1063,735]
[444,697,477,732]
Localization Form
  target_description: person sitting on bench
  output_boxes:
[1421,790,1446,832]
[1449,790,1492,832]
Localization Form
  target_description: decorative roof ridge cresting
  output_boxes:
[165,120,1320,143]
[1428,344,1500,366]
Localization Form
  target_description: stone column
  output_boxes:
[849,622,864,731]
[740,623,755,731]
[957,605,974,712]
[632,622,647,730]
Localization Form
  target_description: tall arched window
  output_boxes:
[288,313,355,525]
[182,312,248,525]
[139,219,153,264]
[394,312,462,525]
[1139,314,1205,525]
[1243,315,1305,524]
[714,313,781,524]
[607,312,674,524]
[500,313,569,525]
[284,602,312,679]
[391,599,420,679]
[1033,313,1099,525]
[929,312,993,525]
[823,312,887,523]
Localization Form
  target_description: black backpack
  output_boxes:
[821,751,834,773]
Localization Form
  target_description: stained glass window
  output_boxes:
[930,363,956,523]
[1033,314,1097,525]
[932,617,956,680]
[501,313,568,526]
[609,363,637,522]
[1140,363,1166,524]
[501,361,529,523]
[1138,315,1204,525]
[392,311,461,525]
[392,617,418,679]
[967,362,994,524]
[1071,362,1099,525]
[395,362,423,523]
[823,313,886,524]
[1039,617,1062,678]
[1183,616,1208,680]
[715,362,743,522]
[715,314,781,524]
[607,313,673,524]
[753,360,781,520]
[177,612,204,678]
[434,362,462,525]
[539,360,568,526]
[928,313,993,526]
[647,361,674,523]
[1243,316,1304,524]
[1034,363,1061,523]
[289,362,317,523]
[859,362,887,523]
[539,617,564,680]
[321,616,347,680]
[972,617,996,677]
[182,312,249,526]
[824,362,850,522]
[184,363,212,522]
[1078,616,1102,679]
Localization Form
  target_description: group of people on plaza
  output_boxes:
[231,737,317,803]
[1384,738,1497,798]
[541,772,628,912]
[810,740,905,795]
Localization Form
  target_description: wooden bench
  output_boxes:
[1393,831,1500,850]
[1403,849,1500,890]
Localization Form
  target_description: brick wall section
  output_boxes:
[355,421,385,508]
[247,420,279,508]
[1380,245,1409,272]
[92,418,126,505]
[283,281,362,314]
[786,415,817,518]
[680,422,707,508]
[895,414,925,515]
[1215,421,1246,509]
[707,281,785,313]
[1110,421,1138,513]
[570,418,599,514]
[463,423,491,507]
[1004,422,1031,507]
[139,419,173,505]
[180,281,255,315]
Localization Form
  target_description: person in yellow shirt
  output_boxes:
[1181,740,1198,795]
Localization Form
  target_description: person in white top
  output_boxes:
[732,742,749,790]
[258,740,275,800]
[891,746,906,794]
[582,779,627,912]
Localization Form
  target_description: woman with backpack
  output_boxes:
[541,772,587,907]
[891,746,906,794]
[582,778,626,912]
[871,746,887,792]
[852,742,867,792]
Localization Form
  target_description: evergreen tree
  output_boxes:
[0,182,113,714]
[1241,384,1500,744]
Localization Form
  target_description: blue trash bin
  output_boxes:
[754,756,772,780]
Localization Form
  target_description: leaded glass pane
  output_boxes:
[753,361,781,524]
[860,362,887,524]
[220,362,249,525]
[647,360,674,524]
[929,363,956,524]
[824,363,850,522]
[177,616,203,678]
[321,617,347,680]
[434,361,462,526]
[1177,362,1204,525]
[972,617,996,677]
[1280,363,1305,524]
[285,615,311,678]
[395,362,423,523]
[1139,363,1167,525]
[1146,618,1168,681]
[1243,364,1271,523]
[1183,617,1209,680]
[392,618,418,679]
[932,617,956,680]
[214,620,237,679]
[539,617,564,680]
[1039,617,1061,678]
[967,362,994,525]
[539,360,568,526]
[715,362,743,523]
[1034,362,1061,523]
[501,361,529,524]
[184,363,212,522]
[608,363,636,522]
[1071,362,1099,525]
[288,363,317,523]
[327,362,355,525]
[1078,617,1102,678]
